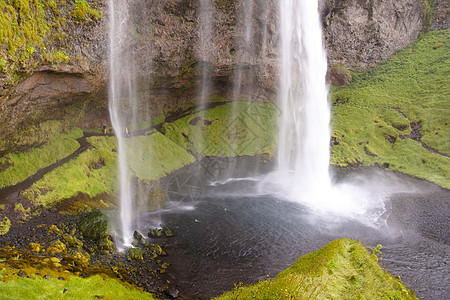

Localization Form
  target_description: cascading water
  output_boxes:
[276,0,331,198]
[195,0,213,156]
[108,0,137,247]
[260,0,386,226]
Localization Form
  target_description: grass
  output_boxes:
[162,102,278,157]
[216,239,417,300]
[330,29,449,188]
[0,275,154,299]
[125,132,196,180]
[21,136,118,207]
[20,132,196,206]
[0,127,83,189]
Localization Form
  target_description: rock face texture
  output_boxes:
[0,0,447,154]
[322,0,427,69]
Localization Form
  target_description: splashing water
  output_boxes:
[260,0,387,227]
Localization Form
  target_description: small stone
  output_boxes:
[44,275,51,279]
[126,248,143,261]
[161,225,175,237]
[50,257,60,263]
[63,288,68,293]
[133,231,144,240]
[58,277,65,280]
[148,228,163,238]
[17,270,28,277]
[166,287,179,298]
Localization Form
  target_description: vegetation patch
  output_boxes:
[21,136,118,207]
[0,127,83,189]
[0,274,153,299]
[125,132,196,180]
[0,216,11,235]
[162,102,277,158]
[0,0,102,82]
[216,239,417,299]
[330,30,449,188]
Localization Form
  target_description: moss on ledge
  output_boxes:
[216,239,417,300]
[0,0,103,82]
[21,135,118,207]
[162,102,277,158]
[0,127,83,189]
[330,30,449,189]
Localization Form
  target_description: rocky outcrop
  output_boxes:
[322,0,428,69]
[0,0,447,154]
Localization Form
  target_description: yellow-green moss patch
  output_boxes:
[0,275,153,299]
[0,126,83,189]
[162,102,277,157]
[330,30,449,188]
[125,132,196,180]
[217,239,417,300]
[21,136,118,207]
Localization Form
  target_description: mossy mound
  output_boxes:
[330,30,449,188]
[217,239,417,299]
[162,102,277,157]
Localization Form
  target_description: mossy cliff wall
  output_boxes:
[0,0,447,155]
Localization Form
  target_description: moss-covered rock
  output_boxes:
[148,228,163,238]
[127,248,143,261]
[62,249,91,269]
[28,243,42,253]
[216,239,418,299]
[0,216,11,235]
[62,234,83,248]
[147,243,166,259]
[46,240,66,255]
[78,211,111,240]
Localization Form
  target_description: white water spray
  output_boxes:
[258,0,387,226]
[277,0,331,198]
[108,0,136,246]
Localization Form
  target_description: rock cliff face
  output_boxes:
[0,0,447,154]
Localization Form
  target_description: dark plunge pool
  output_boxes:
[137,169,449,299]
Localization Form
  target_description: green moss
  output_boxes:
[0,275,154,299]
[72,0,103,22]
[21,136,118,207]
[0,216,11,236]
[162,102,277,157]
[216,239,417,300]
[0,0,102,81]
[331,30,449,188]
[423,0,435,31]
[19,132,195,206]
[0,127,83,189]
[125,132,196,180]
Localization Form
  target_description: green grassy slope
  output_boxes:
[216,239,417,300]
[330,30,449,188]
[0,127,83,189]
[0,275,153,300]
[162,102,278,157]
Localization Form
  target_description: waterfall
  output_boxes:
[270,0,331,201]
[108,0,137,247]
